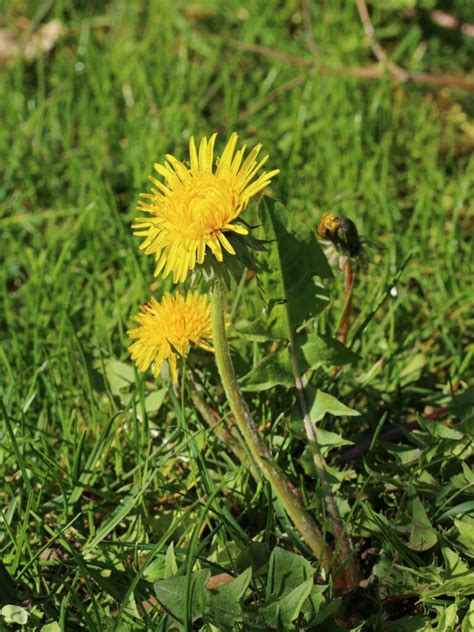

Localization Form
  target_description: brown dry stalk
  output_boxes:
[229,40,474,92]
[356,0,408,81]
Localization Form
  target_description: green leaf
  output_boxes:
[310,390,360,423]
[417,418,464,440]
[259,199,332,339]
[422,575,474,598]
[235,542,270,575]
[258,577,314,630]
[450,387,474,421]
[311,596,342,625]
[408,492,438,551]
[462,599,474,632]
[441,546,469,577]
[240,335,360,391]
[399,353,427,386]
[142,544,176,585]
[144,388,167,414]
[104,359,136,396]
[235,318,286,342]
[259,547,316,630]
[164,541,178,579]
[266,547,315,600]
[300,333,360,369]
[303,585,326,624]
[1,604,29,625]
[142,555,166,583]
[434,604,457,631]
[207,567,252,631]
[268,548,310,599]
[41,623,61,632]
[454,517,474,555]
[315,427,354,452]
[154,568,252,631]
[438,500,474,521]
[154,569,210,624]
[240,348,294,391]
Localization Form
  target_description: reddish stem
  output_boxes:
[338,260,354,344]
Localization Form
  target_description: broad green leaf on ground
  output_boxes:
[41,623,61,632]
[422,575,474,599]
[408,492,438,551]
[310,390,360,423]
[299,457,354,489]
[1,604,29,625]
[142,555,166,583]
[310,597,343,626]
[249,547,317,630]
[257,577,314,630]
[144,388,167,414]
[442,547,469,577]
[439,500,474,521]
[154,568,252,630]
[299,333,360,368]
[433,604,457,631]
[265,547,315,600]
[462,600,474,632]
[240,348,294,391]
[165,542,178,578]
[450,387,474,420]
[103,359,136,395]
[315,427,354,452]
[417,418,464,440]
[207,567,252,631]
[454,518,474,555]
[154,569,210,625]
[258,199,332,339]
[302,585,327,625]
[399,353,427,386]
[240,334,359,391]
[144,541,179,583]
[235,542,270,575]
[290,416,353,452]
[235,317,287,342]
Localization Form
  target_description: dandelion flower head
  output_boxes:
[133,133,279,283]
[128,291,212,383]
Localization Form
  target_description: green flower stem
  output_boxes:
[210,279,331,570]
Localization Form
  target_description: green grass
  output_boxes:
[1,1,473,630]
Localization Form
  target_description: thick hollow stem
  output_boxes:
[210,279,331,572]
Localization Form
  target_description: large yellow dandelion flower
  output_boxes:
[128,291,212,383]
[133,133,279,283]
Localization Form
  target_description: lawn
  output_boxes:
[0,1,473,630]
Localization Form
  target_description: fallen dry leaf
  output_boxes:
[0,19,64,66]
[206,572,234,590]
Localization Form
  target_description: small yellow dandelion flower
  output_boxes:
[133,133,279,283]
[127,291,212,383]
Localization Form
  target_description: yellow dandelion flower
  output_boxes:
[133,133,279,283]
[127,291,212,383]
